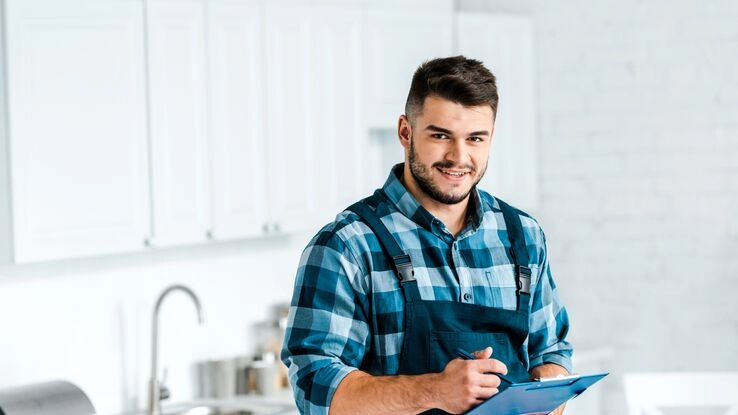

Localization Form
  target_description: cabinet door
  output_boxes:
[264,2,368,234]
[366,4,454,129]
[207,0,267,240]
[457,13,538,211]
[311,5,370,214]
[146,0,211,247]
[5,0,150,262]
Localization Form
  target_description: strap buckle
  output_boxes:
[516,265,531,295]
[393,254,415,282]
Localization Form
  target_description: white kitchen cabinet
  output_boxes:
[365,1,455,129]
[264,1,369,234]
[0,1,538,263]
[1,0,151,262]
[150,0,368,241]
[456,13,539,211]
[146,0,212,247]
[308,5,370,214]
[207,0,268,240]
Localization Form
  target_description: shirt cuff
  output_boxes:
[530,352,573,374]
[323,366,359,412]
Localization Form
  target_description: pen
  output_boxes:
[454,348,514,384]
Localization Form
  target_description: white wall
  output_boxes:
[2,1,737,414]
[0,234,310,414]
[529,0,738,413]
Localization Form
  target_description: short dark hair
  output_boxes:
[404,55,498,124]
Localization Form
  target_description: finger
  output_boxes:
[472,346,493,359]
[478,358,508,375]
[476,372,502,389]
[472,384,500,400]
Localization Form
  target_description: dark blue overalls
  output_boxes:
[348,191,532,414]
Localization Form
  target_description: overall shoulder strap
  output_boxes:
[496,198,532,310]
[346,192,415,284]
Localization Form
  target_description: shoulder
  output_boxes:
[305,197,394,261]
[477,189,546,242]
[320,192,402,241]
[477,189,532,219]
[307,210,368,254]
[300,199,398,292]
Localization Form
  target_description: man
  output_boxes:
[282,56,573,415]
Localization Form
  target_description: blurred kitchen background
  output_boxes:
[0,0,737,414]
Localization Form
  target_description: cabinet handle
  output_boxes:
[206,230,214,240]
[262,222,282,234]
[144,237,152,247]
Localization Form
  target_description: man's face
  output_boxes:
[399,96,494,206]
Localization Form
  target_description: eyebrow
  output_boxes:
[425,125,490,137]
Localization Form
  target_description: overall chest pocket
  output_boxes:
[464,264,519,309]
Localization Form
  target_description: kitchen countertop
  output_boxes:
[106,389,298,415]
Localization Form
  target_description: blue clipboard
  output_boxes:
[465,372,609,415]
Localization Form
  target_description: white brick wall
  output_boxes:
[532,0,738,413]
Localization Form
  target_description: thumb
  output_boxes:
[473,346,493,359]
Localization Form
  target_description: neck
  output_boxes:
[401,169,470,236]
[434,205,468,236]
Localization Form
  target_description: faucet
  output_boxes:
[148,284,204,415]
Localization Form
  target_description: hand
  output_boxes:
[529,363,569,415]
[431,347,508,414]
[548,403,566,415]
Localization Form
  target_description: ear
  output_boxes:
[398,115,412,150]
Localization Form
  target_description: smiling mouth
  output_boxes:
[437,167,470,178]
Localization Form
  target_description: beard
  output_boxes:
[408,138,487,205]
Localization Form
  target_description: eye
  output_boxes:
[431,133,449,140]
[469,136,484,143]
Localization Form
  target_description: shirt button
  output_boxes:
[463,292,472,302]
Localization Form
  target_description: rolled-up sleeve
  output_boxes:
[527,227,574,373]
[281,228,370,415]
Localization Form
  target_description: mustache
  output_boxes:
[431,161,476,172]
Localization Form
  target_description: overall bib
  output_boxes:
[348,192,532,414]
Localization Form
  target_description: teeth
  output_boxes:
[440,168,466,177]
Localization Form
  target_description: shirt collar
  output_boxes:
[381,163,486,235]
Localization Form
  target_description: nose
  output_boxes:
[445,138,470,165]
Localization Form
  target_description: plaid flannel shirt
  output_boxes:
[282,164,573,414]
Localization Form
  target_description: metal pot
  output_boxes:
[194,358,238,399]
[0,380,95,415]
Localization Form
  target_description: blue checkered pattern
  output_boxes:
[281,164,573,415]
